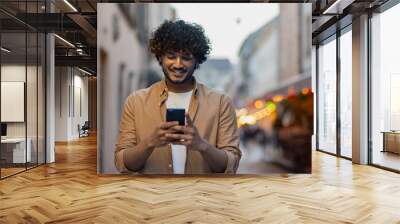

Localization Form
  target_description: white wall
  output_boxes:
[54,67,89,141]
[1,65,26,81]
[55,67,69,141]
[72,73,89,138]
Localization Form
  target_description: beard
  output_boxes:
[162,66,194,84]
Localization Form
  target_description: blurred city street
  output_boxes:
[237,141,291,174]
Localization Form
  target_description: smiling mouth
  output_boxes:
[171,70,187,76]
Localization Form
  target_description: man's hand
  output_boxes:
[166,113,208,152]
[146,121,180,149]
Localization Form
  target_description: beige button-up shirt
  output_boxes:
[115,79,242,174]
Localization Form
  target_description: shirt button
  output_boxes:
[168,164,172,168]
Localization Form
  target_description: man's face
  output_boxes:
[160,50,196,84]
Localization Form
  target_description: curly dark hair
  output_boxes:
[149,20,212,69]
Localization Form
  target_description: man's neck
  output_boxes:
[165,77,195,93]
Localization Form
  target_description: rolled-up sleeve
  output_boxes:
[115,94,137,173]
[217,95,242,174]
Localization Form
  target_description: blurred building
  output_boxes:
[278,4,312,89]
[98,3,175,173]
[237,17,279,106]
[237,4,312,107]
[195,58,236,97]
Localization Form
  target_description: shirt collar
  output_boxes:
[159,77,199,98]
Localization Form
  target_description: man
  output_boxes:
[115,20,241,174]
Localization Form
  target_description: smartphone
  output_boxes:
[166,108,185,126]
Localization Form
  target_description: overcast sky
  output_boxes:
[171,3,279,64]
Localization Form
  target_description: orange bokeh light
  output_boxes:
[254,100,264,109]
[302,88,310,95]
[272,95,284,103]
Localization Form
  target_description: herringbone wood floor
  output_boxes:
[1,134,400,224]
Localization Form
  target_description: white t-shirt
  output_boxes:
[166,90,193,174]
